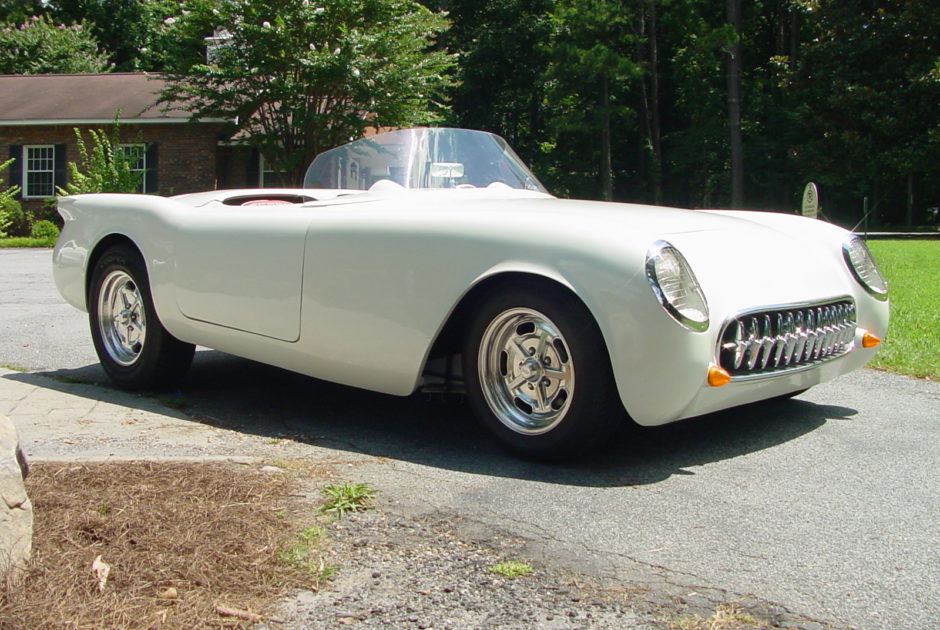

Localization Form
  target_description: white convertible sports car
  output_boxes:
[53,127,889,459]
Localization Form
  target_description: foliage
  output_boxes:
[0,198,26,238]
[539,0,644,200]
[0,1,46,24]
[162,0,455,185]
[0,198,15,238]
[787,0,940,225]
[11,0,937,219]
[445,0,553,172]
[319,482,377,517]
[277,526,334,581]
[0,159,23,238]
[30,220,60,240]
[866,240,940,380]
[44,0,218,72]
[58,118,143,195]
[0,14,110,74]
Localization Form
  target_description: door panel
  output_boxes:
[174,205,309,342]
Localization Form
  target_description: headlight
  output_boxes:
[646,240,709,332]
[842,236,888,300]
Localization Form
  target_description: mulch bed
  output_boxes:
[0,461,324,629]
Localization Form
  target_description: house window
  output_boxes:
[259,154,285,187]
[23,145,56,198]
[118,144,148,193]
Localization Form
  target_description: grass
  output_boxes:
[319,482,377,517]
[0,364,27,372]
[487,560,533,578]
[0,237,56,248]
[0,461,329,629]
[866,240,940,379]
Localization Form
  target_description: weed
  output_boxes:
[278,527,334,581]
[488,561,533,578]
[55,375,89,384]
[319,482,377,517]
[670,603,768,630]
[0,364,27,372]
[159,396,190,410]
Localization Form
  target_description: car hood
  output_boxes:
[400,192,857,314]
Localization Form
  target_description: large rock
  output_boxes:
[0,414,31,582]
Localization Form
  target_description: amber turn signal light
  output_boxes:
[707,365,732,387]
[862,331,881,348]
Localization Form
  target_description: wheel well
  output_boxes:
[85,234,143,301]
[427,272,588,359]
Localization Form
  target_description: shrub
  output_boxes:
[30,220,60,241]
[0,197,30,238]
[41,197,64,229]
[1,158,24,237]
[59,117,143,196]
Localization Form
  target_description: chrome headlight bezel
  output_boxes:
[842,236,888,301]
[645,240,709,332]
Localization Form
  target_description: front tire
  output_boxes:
[88,245,194,390]
[463,283,624,460]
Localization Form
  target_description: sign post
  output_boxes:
[801,182,819,219]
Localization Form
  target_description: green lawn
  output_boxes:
[0,237,56,248]
[867,240,939,380]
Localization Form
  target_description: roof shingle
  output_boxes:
[0,73,219,125]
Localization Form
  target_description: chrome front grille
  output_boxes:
[718,299,856,378]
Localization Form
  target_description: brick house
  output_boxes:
[0,73,271,218]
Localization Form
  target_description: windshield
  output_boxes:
[303,127,548,192]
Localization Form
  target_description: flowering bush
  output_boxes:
[0,14,110,74]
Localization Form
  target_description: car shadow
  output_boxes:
[9,350,857,488]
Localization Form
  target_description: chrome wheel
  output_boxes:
[478,307,575,435]
[97,270,147,366]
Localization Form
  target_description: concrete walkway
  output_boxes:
[0,367,362,465]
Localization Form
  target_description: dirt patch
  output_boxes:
[0,461,326,629]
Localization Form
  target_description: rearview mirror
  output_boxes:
[430,162,465,178]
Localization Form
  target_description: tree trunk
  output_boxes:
[726,0,744,208]
[906,173,914,226]
[600,76,613,201]
[649,0,662,204]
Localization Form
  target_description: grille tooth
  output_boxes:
[758,315,773,369]
[718,299,856,378]
[733,320,746,369]
[814,307,827,359]
[781,312,796,365]
[746,317,761,369]
[773,313,787,367]
[792,310,806,362]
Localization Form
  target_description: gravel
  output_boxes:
[266,505,829,630]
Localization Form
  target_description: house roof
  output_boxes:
[0,73,226,126]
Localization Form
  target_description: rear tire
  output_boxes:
[463,282,624,461]
[88,244,194,390]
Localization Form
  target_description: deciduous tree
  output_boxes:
[161,0,455,184]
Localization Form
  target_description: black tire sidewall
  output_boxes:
[463,283,622,460]
[88,245,191,389]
